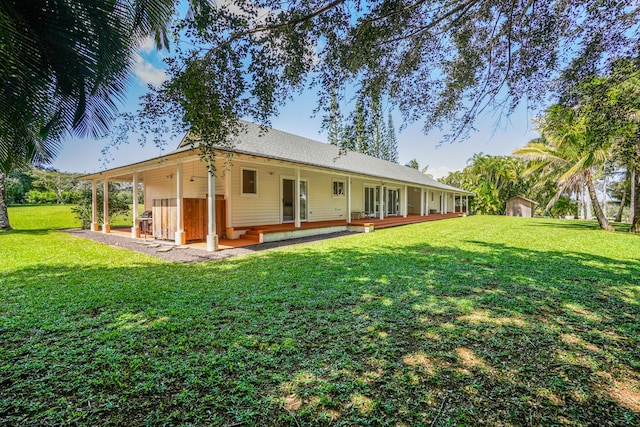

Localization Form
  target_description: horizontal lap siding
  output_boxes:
[306,171,347,222]
[350,178,364,212]
[143,161,226,211]
[427,189,442,212]
[230,161,286,227]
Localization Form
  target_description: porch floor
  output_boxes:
[106,212,465,251]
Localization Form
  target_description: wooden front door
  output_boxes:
[215,195,226,239]
[183,198,207,242]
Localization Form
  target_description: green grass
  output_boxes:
[7,204,142,231]
[1,216,639,425]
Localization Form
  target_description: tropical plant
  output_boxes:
[72,182,131,229]
[0,0,176,229]
[441,154,540,215]
[131,0,639,161]
[513,105,614,231]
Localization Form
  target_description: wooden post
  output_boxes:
[175,163,185,245]
[102,179,110,233]
[91,180,98,231]
[131,172,140,238]
[347,176,351,224]
[403,185,408,217]
[379,185,384,220]
[295,168,301,228]
[206,167,218,251]
[226,164,233,238]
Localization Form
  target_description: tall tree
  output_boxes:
[325,91,344,148]
[514,106,615,231]
[383,113,399,163]
[0,0,176,229]
[135,0,639,158]
[352,100,368,154]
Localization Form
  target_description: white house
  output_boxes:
[82,122,472,251]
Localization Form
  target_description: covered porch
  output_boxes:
[105,211,465,251]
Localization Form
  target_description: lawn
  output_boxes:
[1,215,639,425]
[7,204,142,230]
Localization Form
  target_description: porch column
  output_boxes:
[206,167,218,251]
[295,168,301,228]
[403,185,408,218]
[420,188,424,216]
[91,180,98,231]
[226,165,233,238]
[444,192,448,213]
[102,179,110,233]
[379,184,385,220]
[131,172,140,238]
[425,189,429,215]
[346,176,352,224]
[465,195,469,213]
[175,163,185,245]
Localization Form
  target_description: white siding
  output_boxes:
[142,160,226,211]
[230,161,286,227]
[306,171,347,222]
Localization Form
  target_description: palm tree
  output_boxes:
[405,158,420,169]
[0,0,175,229]
[0,116,63,229]
[514,105,614,231]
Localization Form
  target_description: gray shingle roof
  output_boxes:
[181,121,471,194]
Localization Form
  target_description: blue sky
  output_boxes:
[52,37,540,178]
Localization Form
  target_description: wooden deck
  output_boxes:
[106,212,466,250]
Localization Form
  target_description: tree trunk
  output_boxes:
[615,169,629,223]
[631,167,637,224]
[585,170,614,231]
[615,185,627,223]
[0,172,12,230]
[630,165,640,232]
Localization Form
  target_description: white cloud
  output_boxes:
[138,36,156,53]
[427,165,457,179]
[133,53,168,87]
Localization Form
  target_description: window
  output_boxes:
[242,168,257,195]
[431,193,434,202]
[332,180,345,197]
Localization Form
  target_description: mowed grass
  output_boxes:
[7,204,140,231]
[1,215,639,426]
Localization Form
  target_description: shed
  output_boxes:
[506,196,538,218]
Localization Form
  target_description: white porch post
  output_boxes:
[346,176,352,224]
[403,185,408,218]
[91,180,98,231]
[420,188,424,216]
[226,166,232,238]
[444,192,448,213]
[131,172,140,238]
[206,167,218,251]
[295,168,301,228]
[466,195,469,213]
[379,184,385,220]
[102,179,110,233]
[425,189,429,215]
[175,163,185,245]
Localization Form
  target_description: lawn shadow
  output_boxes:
[2,236,639,425]
[527,218,638,234]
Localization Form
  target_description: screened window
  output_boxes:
[332,180,345,197]
[242,169,257,194]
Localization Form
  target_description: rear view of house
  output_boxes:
[82,122,472,251]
